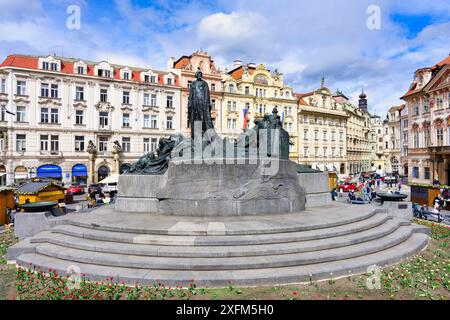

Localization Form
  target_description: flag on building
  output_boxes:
[243,108,250,130]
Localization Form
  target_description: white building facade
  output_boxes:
[0,54,181,185]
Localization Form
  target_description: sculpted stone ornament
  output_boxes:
[87,140,97,154]
[112,140,122,154]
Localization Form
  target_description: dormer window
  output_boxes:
[50,63,58,71]
[167,77,172,85]
[151,76,156,83]
[42,62,49,70]
[144,75,150,83]
[124,72,130,80]
[98,69,111,78]
[77,66,85,74]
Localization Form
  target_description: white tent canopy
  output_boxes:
[98,173,119,184]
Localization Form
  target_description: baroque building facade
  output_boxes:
[370,114,387,173]
[342,91,373,174]
[296,81,348,173]
[401,55,450,184]
[0,54,181,185]
[220,61,298,160]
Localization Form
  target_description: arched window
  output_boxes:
[98,165,110,182]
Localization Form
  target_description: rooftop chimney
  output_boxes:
[233,59,242,69]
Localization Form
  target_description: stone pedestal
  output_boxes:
[116,158,309,216]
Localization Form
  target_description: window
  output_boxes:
[151,115,158,129]
[332,147,336,158]
[99,111,109,128]
[339,131,344,141]
[98,69,111,78]
[424,167,430,180]
[436,128,444,146]
[303,147,308,158]
[76,86,84,100]
[143,138,150,153]
[385,141,389,149]
[314,147,319,157]
[227,119,237,130]
[143,115,150,128]
[340,147,343,157]
[303,115,308,124]
[17,80,26,95]
[245,86,250,95]
[151,138,158,152]
[187,81,192,88]
[50,108,59,123]
[412,167,419,178]
[144,75,150,83]
[123,72,130,80]
[75,136,85,151]
[314,130,319,140]
[41,83,49,97]
[77,66,84,74]
[122,137,131,152]
[42,62,49,70]
[16,134,26,151]
[331,131,336,141]
[122,113,130,127]
[1,106,5,121]
[16,106,26,122]
[211,99,216,110]
[228,84,235,93]
[151,94,157,106]
[40,135,48,151]
[304,129,308,140]
[436,95,443,110]
[50,135,59,152]
[1,79,5,94]
[166,77,172,85]
[51,84,58,98]
[166,116,173,129]
[211,84,216,91]
[424,129,430,147]
[323,147,328,158]
[40,108,49,123]
[423,98,429,112]
[123,91,130,104]
[323,131,327,141]
[413,132,419,148]
[143,93,150,106]
[413,104,419,116]
[166,96,173,108]
[50,63,58,71]
[100,89,108,102]
[75,110,83,125]
[99,137,108,152]
[150,75,156,83]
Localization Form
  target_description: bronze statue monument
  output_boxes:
[187,69,215,138]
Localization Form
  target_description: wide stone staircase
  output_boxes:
[14,203,430,287]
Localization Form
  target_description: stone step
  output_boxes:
[31,218,404,258]
[64,205,380,236]
[34,226,416,270]
[45,212,391,246]
[17,232,429,287]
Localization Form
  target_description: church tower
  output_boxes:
[358,90,368,113]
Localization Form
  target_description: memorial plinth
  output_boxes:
[116,158,307,216]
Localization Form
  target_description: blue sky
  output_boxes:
[0,0,449,115]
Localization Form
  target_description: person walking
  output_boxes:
[88,191,96,208]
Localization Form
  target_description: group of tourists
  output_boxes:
[87,190,114,208]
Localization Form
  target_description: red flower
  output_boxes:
[293,291,298,295]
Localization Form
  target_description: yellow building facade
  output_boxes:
[220,62,298,160]
[296,84,348,173]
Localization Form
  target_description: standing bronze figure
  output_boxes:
[187,69,215,139]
